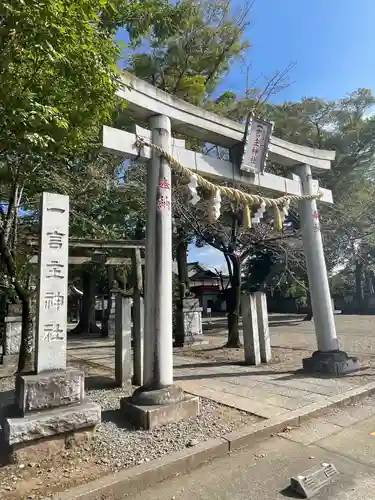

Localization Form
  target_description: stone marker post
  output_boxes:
[132,296,144,386]
[241,294,261,366]
[3,193,100,459]
[35,193,69,372]
[255,292,272,363]
[115,293,132,388]
[132,248,144,386]
[2,303,23,371]
[175,297,205,346]
[121,116,199,429]
[296,165,360,375]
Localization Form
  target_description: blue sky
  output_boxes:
[219,0,375,103]
[119,0,375,271]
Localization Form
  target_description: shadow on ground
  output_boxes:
[174,360,374,381]
[280,485,303,498]
[85,375,117,391]
[101,408,138,431]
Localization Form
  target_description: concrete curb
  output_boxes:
[53,381,375,500]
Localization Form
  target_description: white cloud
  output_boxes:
[363,105,375,119]
[188,244,227,270]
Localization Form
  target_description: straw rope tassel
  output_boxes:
[243,205,252,229]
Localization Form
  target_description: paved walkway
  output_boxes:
[129,398,375,499]
[67,329,370,420]
[173,356,362,419]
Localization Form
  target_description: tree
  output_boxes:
[126,0,251,105]
[119,0,254,343]
[264,90,375,313]
[0,0,190,371]
[119,0,302,346]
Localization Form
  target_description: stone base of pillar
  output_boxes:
[120,386,199,430]
[2,369,101,460]
[303,350,360,376]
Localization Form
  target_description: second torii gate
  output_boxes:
[102,72,359,427]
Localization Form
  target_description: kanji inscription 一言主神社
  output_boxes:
[35,192,69,373]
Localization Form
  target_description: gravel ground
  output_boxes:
[0,365,259,500]
[89,388,258,469]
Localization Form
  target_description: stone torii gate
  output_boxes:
[103,73,358,427]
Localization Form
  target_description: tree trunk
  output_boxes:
[355,261,364,313]
[303,291,313,321]
[0,220,33,373]
[225,255,242,348]
[69,266,101,335]
[18,296,33,373]
[363,271,374,311]
[176,238,189,300]
[101,266,114,338]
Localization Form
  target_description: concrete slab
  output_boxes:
[317,414,375,467]
[267,378,352,397]
[323,399,375,427]
[251,381,331,403]
[128,436,375,500]
[195,379,311,410]
[178,381,288,418]
[279,419,343,445]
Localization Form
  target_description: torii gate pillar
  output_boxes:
[297,164,360,375]
[120,115,199,429]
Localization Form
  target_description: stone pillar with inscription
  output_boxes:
[3,193,101,460]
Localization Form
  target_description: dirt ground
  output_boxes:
[176,314,375,386]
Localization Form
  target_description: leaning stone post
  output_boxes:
[241,294,261,366]
[255,292,272,363]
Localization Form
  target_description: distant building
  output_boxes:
[187,262,229,313]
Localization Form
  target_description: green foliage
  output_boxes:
[126,0,250,106]
[266,90,375,302]
[0,0,120,160]
[0,0,192,303]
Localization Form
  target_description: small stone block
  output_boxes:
[290,462,339,498]
[120,395,200,430]
[17,368,84,415]
[2,354,18,368]
[4,401,101,446]
[303,351,361,376]
[4,317,22,355]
